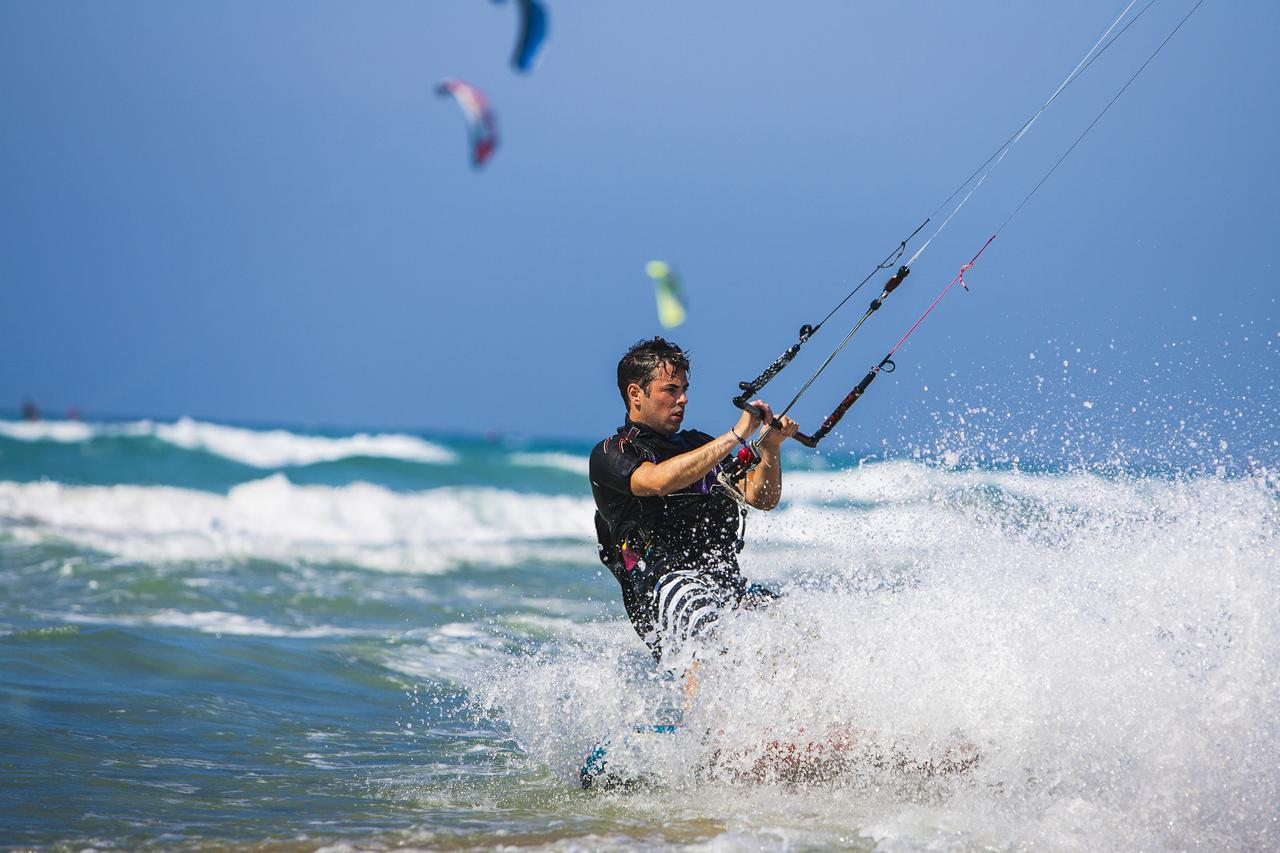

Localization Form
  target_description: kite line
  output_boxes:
[729,0,1205,471]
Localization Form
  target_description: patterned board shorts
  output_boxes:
[651,569,776,660]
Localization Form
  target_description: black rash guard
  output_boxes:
[589,419,749,648]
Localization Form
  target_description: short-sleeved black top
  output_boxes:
[589,419,745,639]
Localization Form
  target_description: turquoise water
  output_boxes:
[2,416,1277,850]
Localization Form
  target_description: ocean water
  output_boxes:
[1,415,1277,850]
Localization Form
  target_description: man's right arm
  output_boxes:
[629,407,762,497]
[629,432,739,497]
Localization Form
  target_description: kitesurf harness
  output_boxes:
[724,0,1202,480]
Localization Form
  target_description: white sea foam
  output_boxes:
[4,459,1270,585]
[0,475,594,572]
[476,466,1280,851]
[52,609,364,638]
[0,420,94,443]
[0,417,456,467]
[0,461,949,578]
[508,451,591,476]
[147,417,456,467]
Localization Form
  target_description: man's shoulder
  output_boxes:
[589,429,657,496]
[590,429,653,471]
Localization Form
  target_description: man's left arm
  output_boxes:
[741,410,798,511]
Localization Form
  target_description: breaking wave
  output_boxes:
[0,417,456,467]
[0,474,592,572]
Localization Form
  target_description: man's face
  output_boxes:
[629,363,689,436]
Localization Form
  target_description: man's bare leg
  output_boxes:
[681,659,701,715]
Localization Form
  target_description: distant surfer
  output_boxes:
[590,337,798,671]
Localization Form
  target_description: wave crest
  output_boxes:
[0,417,457,467]
[0,474,593,572]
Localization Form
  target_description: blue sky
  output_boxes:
[2,1,1276,455]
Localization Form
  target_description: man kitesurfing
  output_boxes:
[579,0,1205,790]
[590,337,798,669]
[585,338,980,789]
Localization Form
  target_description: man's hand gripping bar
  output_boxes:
[733,399,820,448]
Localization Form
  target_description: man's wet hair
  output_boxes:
[617,337,691,408]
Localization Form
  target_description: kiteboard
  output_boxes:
[579,723,979,790]
[579,723,679,790]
